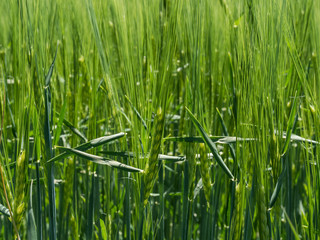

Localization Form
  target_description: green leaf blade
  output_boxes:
[59,147,143,173]
[47,132,125,164]
[185,107,234,180]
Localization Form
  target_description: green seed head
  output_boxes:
[199,143,211,207]
[143,108,165,206]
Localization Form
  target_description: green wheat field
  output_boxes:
[0,0,319,239]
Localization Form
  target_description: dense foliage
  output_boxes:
[0,0,319,239]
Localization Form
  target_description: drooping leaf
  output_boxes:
[58,147,143,172]
[186,107,234,180]
[47,133,125,164]
[99,151,185,162]
[62,116,88,142]
[284,133,319,145]
[164,136,256,144]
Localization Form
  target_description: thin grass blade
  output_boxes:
[282,207,301,239]
[270,93,299,207]
[53,100,67,146]
[62,117,88,142]
[216,108,236,161]
[125,95,148,130]
[44,48,58,240]
[281,92,298,156]
[27,208,37,240]
[4,77,17,138]
[269,158,287,208]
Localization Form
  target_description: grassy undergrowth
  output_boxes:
[0,0,320,239]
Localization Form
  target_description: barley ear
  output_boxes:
[143,108,165,206]
[13,150,27,232]
[0,164,14,206]
[199,143,211,208]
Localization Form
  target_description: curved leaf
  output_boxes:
[47,132,125,164]
[59,147,143,173]
[186,107,234,180]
